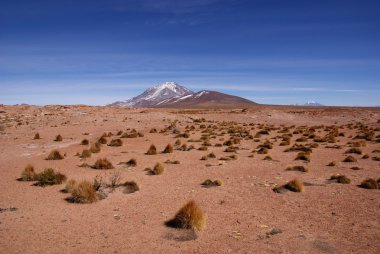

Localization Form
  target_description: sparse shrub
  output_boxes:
[201,179,223,187]
[108,171,121,188]
[257,147,268,154]
[327,161,337,166]
[164,160,180,164]
[359,178,379,189]
[35,168,66,186]
[286,165,308,172]
[296,137,307,142]
[165,200,205,231]
[33,133,41,140]
[345,148,362,155]
[80,149,91,158]
[295,152,310,162]
[20,164,36,181]
[284,178,304,192]
[80,139,89,145]
[98,136,107,144]
[174,139,181,146]
[46,150,64,160]
[123,181,140,194]
[343,155,357,162]
[151,162,164,175]
[90,142,101,153]
[362,154,369,159]
[108,138,123,147]
[65,179,77,193]
[330,174,351,184]
[54,134,63,142]
[198,146,208,151]
[163,144,173,153]
[71,180,98,203]
[126,158,137,167]
[150,128,157,133]
[146,144,157,155]
[207,152,216,158]
[264,155,272,160]
[92,158,114,169]
[224,147,237,153]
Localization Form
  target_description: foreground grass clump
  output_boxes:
[90,142,101,153]
[162,144,174,153]
[165,200,206,231]
[92,158,114,169]
[359,178,379,189]
[295,152,311,162]
[284,178,304,192]
[80,149,91,158]
[330,174,351,184]
[150,162,164,175]
[123,181,140,194]
[70,180,98,203]
[108,138,123,147]
[201,179,223,187]
[35,168,66,186]
[54,134,63,142]
[64,179,77,193]
[343,155,357,162]
[20,164,36,181]
[80,139,89,145]
[146,144,157,155]
[46,150,64,160]
[286,165,308,172]
[33,133,41,140]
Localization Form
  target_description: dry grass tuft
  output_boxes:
[64,179,77,193]
[201,179,223,187]
[92,158,114,169]
[35,168,66,186]
[108,138,123,147]
[330,174,351,184]
[343,155,357,162]
[327,161,337,166]
[165,200,206,231]
[151,162,164,175]
[20,164,36,181]
[163,144,174,153]
[70,180,98,203]
[90,142,101,153]
[98,136,107,144]
[80,149,92,158]
[345,148,362,155]
[33,133,41,140]
[359,178,379,189]
[146,144,157,155]
[284,178,304,192]
[46,150,64,160]
[80,139,89,145]
[286,165,308,172]
[295,152,311,162]
[123,181,140,194]
[54,134,63,142]
[126,158,137,167]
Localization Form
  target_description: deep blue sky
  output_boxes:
[1,0,379,106]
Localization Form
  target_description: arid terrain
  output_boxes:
[0,105,379,254]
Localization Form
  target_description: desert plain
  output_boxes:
[0,104,379,253]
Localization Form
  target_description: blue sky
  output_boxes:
[1,0,379,106]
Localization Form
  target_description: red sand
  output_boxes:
[0,105,379,253]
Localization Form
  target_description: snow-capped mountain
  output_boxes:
[303,101,324,106]
[108,82,193,107]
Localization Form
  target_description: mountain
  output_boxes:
[303,101,324,106]
[108,82,257,108]
[108,82,193,107]
[155,90,256,108]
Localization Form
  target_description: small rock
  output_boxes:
[267,228,282,236]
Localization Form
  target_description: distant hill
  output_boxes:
[303,101,324,106]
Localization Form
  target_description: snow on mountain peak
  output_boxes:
[108,82,194,107]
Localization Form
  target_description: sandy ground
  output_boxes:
[0,105,379,254]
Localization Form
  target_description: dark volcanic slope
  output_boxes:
[155,90,257,108]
